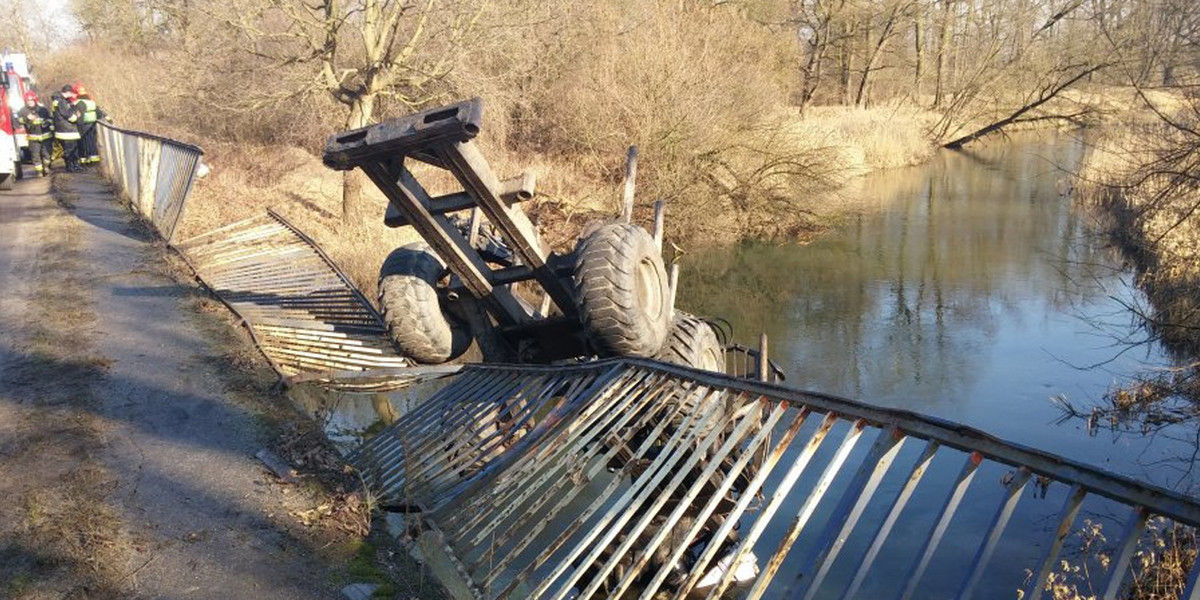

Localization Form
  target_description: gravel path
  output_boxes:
[1,172,342,599]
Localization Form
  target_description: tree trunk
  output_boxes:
[934,0,953,108]
[839,24,855,105]
[914,6,924,102]
[942,64,1104,149]
[798,21,829,112]
[856,8,899,108]
[342,95,377,224]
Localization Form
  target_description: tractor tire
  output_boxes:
[378,243,472,364]
[573,223,671,357]
[657,312,724,373]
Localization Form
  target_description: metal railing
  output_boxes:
[174,210,412,378]
[350,358,1200,600]
[96,122,204,243]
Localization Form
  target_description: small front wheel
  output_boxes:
[378,243,472,364]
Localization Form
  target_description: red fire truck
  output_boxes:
[0,70,20,190]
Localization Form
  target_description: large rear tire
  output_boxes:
[573,223,671,357]
[658,312,724,373]
[378,243,472,364]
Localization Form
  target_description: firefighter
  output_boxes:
[16,91,52,177]
[73,83,107,166]
[53,84,82,172]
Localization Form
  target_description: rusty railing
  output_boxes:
[350,358,1200,600]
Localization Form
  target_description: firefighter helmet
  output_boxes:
[61,84,76,98]
[74,83,89,97]
[23,91,37,103]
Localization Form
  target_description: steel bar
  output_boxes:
[688,412,838,599]
[637,402,800,600]
[579,400,765,599]
[957,467,1032,599]
[493,380,701,598]
[527,392,728,599]
[1024,484,1087,600]
[897,451,983,600]
[455,372,668,541]
[841,440,941,600]
[796,427,907,600]
[739,420,869,600]
[1102,507,1149,600]
[509,357,1200,528]
[468,379,687,579]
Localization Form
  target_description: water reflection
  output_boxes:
[681,132,1185,487]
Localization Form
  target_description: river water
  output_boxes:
[679,131,1196,493]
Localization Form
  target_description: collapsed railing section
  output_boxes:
[96,122,203,243]
[351,359,1200,600]
[174,210,412,378]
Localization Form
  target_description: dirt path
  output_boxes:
[1,173,343,599]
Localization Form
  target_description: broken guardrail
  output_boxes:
[349,358,1200,600]
[96,122,204,243]
[174,210,413,379]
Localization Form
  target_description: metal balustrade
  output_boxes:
[96,122,203,242]
[350,358,1200,600]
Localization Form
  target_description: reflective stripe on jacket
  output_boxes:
[17,105,53,140]
[80,98,98,124]
[54,97,80,136]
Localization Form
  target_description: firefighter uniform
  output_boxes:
[75,86,106,165]
[16,96,52,177]
[53,87,83,172]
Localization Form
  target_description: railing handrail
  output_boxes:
[97,121,205,155]
[404,357,1200,527]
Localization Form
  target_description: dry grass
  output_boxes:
[786,105,940,175]
[1076,108,1200,357]
[1030,518,1197,600]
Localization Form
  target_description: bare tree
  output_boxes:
[853,0,911,107]
[791,0,847,112]
[219,0,484,221]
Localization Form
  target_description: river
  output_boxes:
[679,131,1195,493]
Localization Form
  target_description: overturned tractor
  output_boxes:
[323,98,724,371]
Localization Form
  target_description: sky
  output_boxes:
[1,0,81,54]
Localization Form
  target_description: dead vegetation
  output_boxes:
[31,0,1183,294]
[1029,518,1198,600]
[1069,89,1200,422]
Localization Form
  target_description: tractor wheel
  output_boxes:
[657,312,724,373]
[378,243,472,364]
[573,223,671,357]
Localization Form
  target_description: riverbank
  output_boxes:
[1076,116,1200,408]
